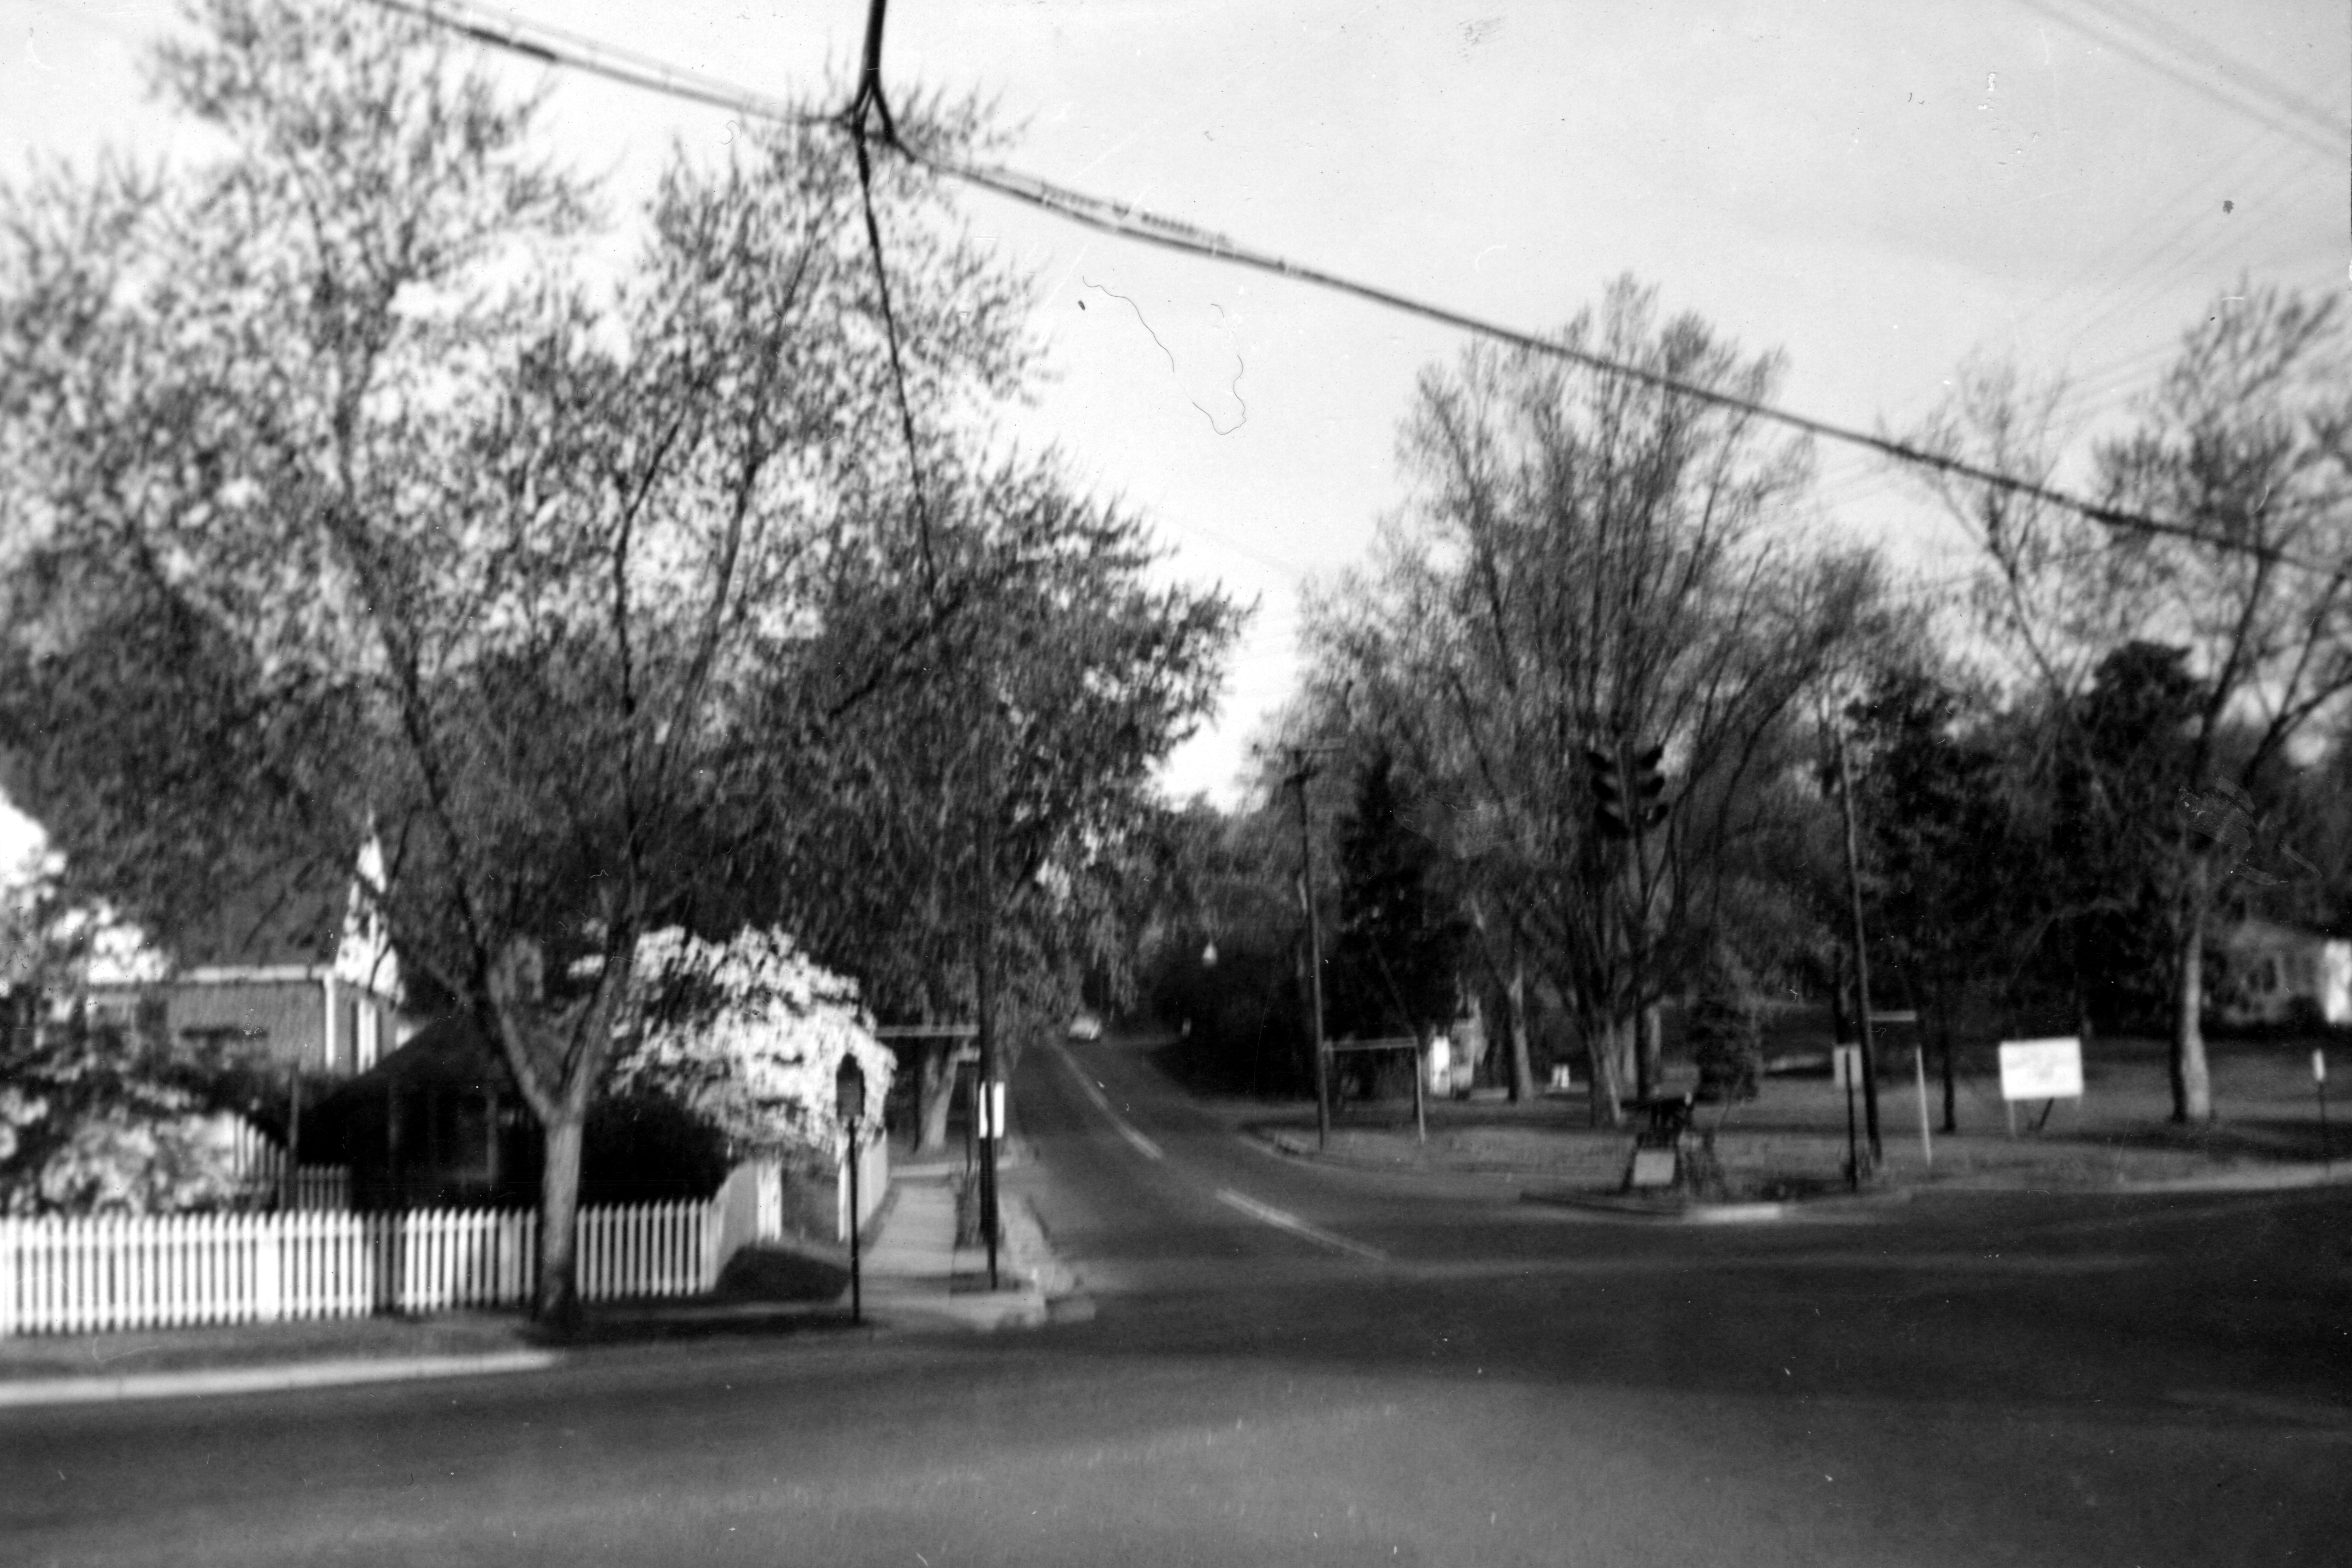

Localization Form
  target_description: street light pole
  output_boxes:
[836,1054,867,1325]
[1287,747,1332,1149]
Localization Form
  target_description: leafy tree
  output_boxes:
[1686,947,1764,1104]
[1845,665,2016,1129]
[2061,644,2209,1033]
[613,927,893,1169]
[689,469,1240,1148]
[1329,750,1462,1043]
[0,2,1033,1322]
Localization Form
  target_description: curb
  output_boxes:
[1255,1129,1579,1180]
[861,1286,1049,1333]
[0,1349,561,1410]
[1520,1186,1913,1223]
[1260,1127,2349,1201]
[1920,1159,2352,1196]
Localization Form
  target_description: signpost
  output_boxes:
[835,1054,867,1325]
[1832,1044,1864,1188]
[1997,1036,2084,1137]
[2316,1049,2331,1169]
[1913,1045,1933,1168]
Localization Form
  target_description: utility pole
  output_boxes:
[976,698,1001,1288]
[1832,723,1883,1166]
[1287,746,1333,1149]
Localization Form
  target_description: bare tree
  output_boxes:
[1305,279,1890,1124]
[1917,285,2352,1121]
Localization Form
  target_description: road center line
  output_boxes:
[1057,1048,1163,1160]
[1215,1189,1388,1262]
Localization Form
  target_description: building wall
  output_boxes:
[158,977,401,1076]
[166,982,324,1068]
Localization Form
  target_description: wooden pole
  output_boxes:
[847,1120,863,1323]
[1832,725,1883,1166]
[1914,1045,1933,1167]
[281,1060,301,1210]
[977,705,1000,1291]
[1291,751,1332,1149]
[1412,1036,1428,1145]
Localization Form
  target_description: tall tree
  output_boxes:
[1329,750,1463,1043]
[1304,278,1890,1122]
[1920,286,2352,1121]
[710,464,1240,1149]
[1845,665,2015,1129]
[0,2,1037,1322]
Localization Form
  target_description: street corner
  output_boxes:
[864,1282,1052,1334]
[1002,1195,1093,1323]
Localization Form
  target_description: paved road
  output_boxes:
[6,1032,2348,1565]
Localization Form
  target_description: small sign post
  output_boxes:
[2316,1049,2331,1169]
[1833,1044,1864,1188]
[1913,1045,1934,1167]
[1998,1037,2085,1138]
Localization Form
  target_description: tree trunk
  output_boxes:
[917,1040,955,1154]
[1505,959,1535,1103]
[1828,947,1850,1049]
[1638,1004,1663,1100]
[536,1107,586,1333]
[2171,857,2215,1124]
[1585,1014,1626,1128]
[1932,971,1957,1134]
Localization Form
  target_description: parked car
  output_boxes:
[1067,1013,1104,1041]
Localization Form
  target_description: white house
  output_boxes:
[2208,918,2352,1029]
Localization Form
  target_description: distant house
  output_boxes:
[310,1014,540,1212]
[84,839,414,1079]
[310,1012,733,1213]
[2208,918,2352,1030]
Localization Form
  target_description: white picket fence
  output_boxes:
[0,1198,727,1336]
[222,1115,351,1212]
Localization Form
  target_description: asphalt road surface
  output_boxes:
[7,1031,2348,1566]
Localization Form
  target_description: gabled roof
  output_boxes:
[2217,916,2343,951]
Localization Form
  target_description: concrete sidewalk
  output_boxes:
[0,1152,1076,1410]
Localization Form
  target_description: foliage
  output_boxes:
[718,462,1243,1060]
[611,927,893,1164]
[1685,950,1763,1103]
[0,1012,255,1217]
[1301,277,1894,1119]
[0,2,1225,1316]
[1845,667,2014,1004]
[1329,751,1462,1040]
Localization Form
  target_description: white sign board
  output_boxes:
[1998,1037,2084,1102]
[1629,1149,1678,1188]
[1831,1045,1863,1090]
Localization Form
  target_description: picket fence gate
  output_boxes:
[0,1198,726,1336]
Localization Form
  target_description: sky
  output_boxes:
[1,0,2345,875]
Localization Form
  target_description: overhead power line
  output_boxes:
[366,0,2345,580]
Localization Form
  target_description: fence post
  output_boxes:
[0,1217,15,1338]
[254,1213,282,1324]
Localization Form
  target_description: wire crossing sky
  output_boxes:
[4,0,2345,828]
[376,0,2338,580]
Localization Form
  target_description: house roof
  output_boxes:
[2217,916,2343,951]
[318,1013,515,1104]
